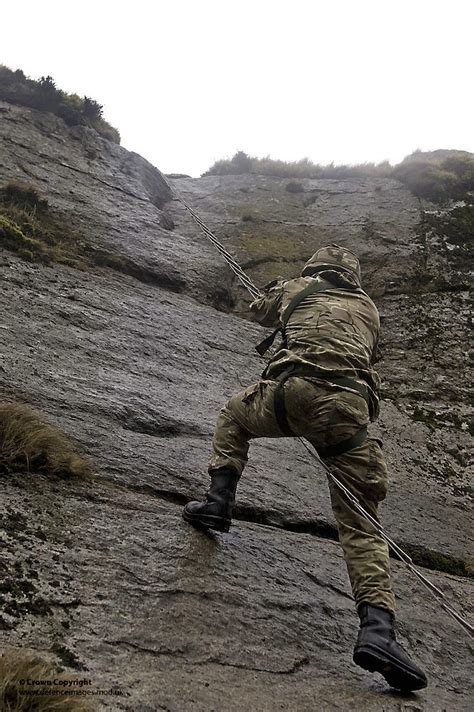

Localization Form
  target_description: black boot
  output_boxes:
[353,604,428,692]
[182,467,239,533]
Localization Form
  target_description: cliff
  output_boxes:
[0,100,472,711]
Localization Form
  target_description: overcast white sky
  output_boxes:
[2,0,473,176]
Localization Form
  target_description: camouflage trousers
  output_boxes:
[209,376,395,613]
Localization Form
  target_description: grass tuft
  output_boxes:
[0,651,94,711]
[0,403,93,478]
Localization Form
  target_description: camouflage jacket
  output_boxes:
[249,269,381,420]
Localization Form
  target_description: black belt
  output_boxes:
[272,364,368,458]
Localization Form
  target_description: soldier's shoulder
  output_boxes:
[285,276,312,290]
[357,291,381,324]
[359,289,380,311]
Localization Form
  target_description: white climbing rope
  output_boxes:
[166,177,473,639]
[165,178,261,299]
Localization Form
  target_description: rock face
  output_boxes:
[0,102,472,710]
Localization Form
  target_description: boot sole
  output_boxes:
[354,645,427,691]
[182,509,231,533]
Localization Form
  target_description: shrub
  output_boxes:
[0,650,94,711]
[0,402,93,478]
[203,152,393,180]
[285,181,305,193]
[204,150,254,176]
[3,182,48,213]
[394,152,474,202]
[83,96,103,120]
[0,64,120,144]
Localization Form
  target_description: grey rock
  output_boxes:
[0,101,472,709]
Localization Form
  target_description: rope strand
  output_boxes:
[176,193,261,298]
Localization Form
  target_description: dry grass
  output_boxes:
[0,651,94,711]
[0,403,93,478]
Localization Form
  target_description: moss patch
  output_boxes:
[0,559,52,621]
[400,545,471,578]
[0,214,48,262]
[51,644,86,671]
[411,405,473,435]
[240,232,305,260]
[285,181,305,193]
[423,204,474,250]
[0,182,89,269]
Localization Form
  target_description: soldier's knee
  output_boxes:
[366,438,389,501]
[332,437,389,503]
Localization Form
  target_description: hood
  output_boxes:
[302,244,362,286]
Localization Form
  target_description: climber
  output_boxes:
[182,244,427,692]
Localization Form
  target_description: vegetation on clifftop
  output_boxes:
[0,65,120,144]
[204,149,474,204]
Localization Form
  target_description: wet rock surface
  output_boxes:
[2,476,472,711]
[0,102,472,710]
[0,255,471,565]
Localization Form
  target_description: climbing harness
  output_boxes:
[271,362,369,457]
[255,276,372,450]
[165,177,473,639]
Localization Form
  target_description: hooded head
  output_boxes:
[301,244,362,286]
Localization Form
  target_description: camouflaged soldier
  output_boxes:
[183,244,427,692]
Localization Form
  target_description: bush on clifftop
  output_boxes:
[204,150,474,204]
[0,65,120,144]
[393,151,474,202]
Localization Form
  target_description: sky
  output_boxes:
[2,0,473,176]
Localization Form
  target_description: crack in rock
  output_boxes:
[112,640,310,675]
[303,570,353,600]
[199,654,310,675]
[96,478,472,579]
